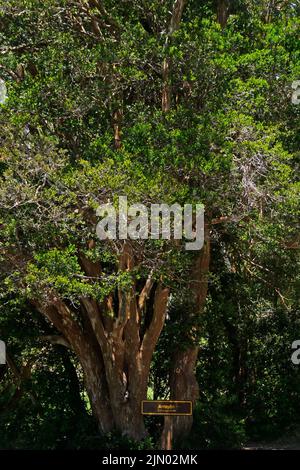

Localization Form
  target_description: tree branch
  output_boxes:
[162,0,187,112]
[141,284,169,367]
[39,335,71,349]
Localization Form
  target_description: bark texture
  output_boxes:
[161,226,211,449]
[162,0,187,112]
[33,243,169,440]
[217,0,230,28]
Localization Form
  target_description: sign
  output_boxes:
[141,400,192,416]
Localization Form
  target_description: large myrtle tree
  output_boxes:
[0,0,299,444]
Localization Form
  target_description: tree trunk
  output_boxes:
[79,340,114,433]
[32,245,169,441]
[34,299,114,433]
[217,0,230,28]
[160,0,209,448]
[162,0,187,112]
[161,347,200,449]
[161,225,211,448]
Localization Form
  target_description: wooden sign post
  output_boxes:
[141,400,193,450]
[141,400,192,416]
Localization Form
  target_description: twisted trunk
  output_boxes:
[33,244,169,440]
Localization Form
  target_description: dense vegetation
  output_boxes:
[0,0,299,449]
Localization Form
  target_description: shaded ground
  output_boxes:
[244,428,300,450]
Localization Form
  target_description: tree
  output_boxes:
[0,0,299,445]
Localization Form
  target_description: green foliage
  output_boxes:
[0,0,299,450]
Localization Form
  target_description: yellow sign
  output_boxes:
[141,400,192,416]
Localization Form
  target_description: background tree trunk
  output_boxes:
[161,226,211,448]
[217,0,230,28]
[162,0,187,112]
